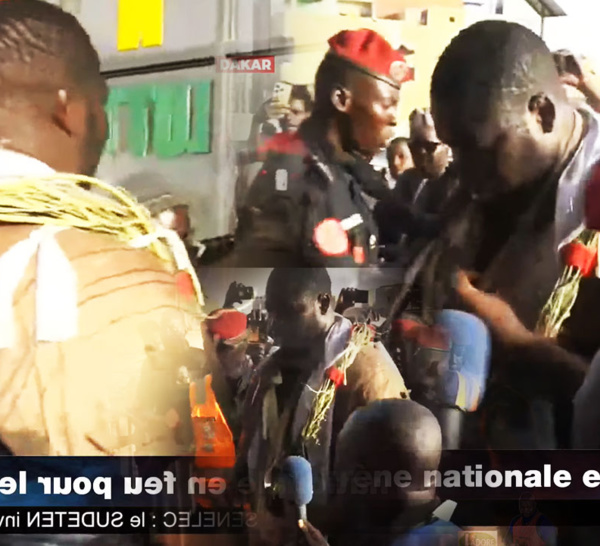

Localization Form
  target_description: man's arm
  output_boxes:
[554,50,600,113]
[455,271,588,401]
[503,337,587,401]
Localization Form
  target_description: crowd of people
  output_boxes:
[194,19,600,546]
[2,0,600,545]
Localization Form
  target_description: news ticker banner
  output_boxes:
[0,507,249,535]
[6,452,600,507]
[5,453,600,533]
[3,502,600,533]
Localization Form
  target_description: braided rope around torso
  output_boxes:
[0,173,204,309]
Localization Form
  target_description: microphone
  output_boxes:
[278,456,313,521]
[434,310,491,449]
[436,309,491,412]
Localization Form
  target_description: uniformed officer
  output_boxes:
[233,28,413,267]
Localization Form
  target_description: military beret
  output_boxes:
[327,28,414,88]
[205,308,248,343]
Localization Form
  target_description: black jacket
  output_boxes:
[233,125,380,267]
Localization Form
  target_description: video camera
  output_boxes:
[247,298,273,365]
[223,281,255,308]
[223,282,273,365]
[247,297,270,344]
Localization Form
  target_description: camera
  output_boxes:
[238,284,255,301]
[223,282,255,308]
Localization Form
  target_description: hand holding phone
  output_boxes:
[553,49,595,90]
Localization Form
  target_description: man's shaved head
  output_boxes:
[266,267,332,305]
[336,399,442,490]
[431,21,575,199]
[0,0,103,102]
[431,20,565,140]
[0,0,107,176]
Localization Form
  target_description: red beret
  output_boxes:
[327,29,413,88]
[205,309,248,342]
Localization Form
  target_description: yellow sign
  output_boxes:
[117,0,164,51]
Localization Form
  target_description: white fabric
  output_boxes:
[129,224,190,271]
[0,148,54,179]
[36,226,77,342]
[555,107,600,259]
[0,226,75,348]
[0,149,78,348]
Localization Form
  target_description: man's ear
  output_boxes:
[52,89,87,137]
[528,93,556,133]
[317,293,332,315]
[331,85,352,114]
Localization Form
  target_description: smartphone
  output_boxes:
[554,50,583,79]
[271,81,293,106]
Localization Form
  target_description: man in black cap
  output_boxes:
[233,28,413,267]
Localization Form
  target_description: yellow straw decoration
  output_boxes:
[302,324,374,444]
[537,229,599,338]
[0,173,204,307]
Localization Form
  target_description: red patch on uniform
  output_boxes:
[394,319,450,350]
[313,219,349,257]
[352,246,366,264]
[175,271,195,299]
[585,163,600,230]
[257,132,307,157]
[415,326,450,351]
[562,241,598,277]
[394,319,422,335]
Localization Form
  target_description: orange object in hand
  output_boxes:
[189,375,236,469]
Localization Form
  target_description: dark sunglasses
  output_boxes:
[409,140,443,154]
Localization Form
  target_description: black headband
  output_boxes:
[324,51,401,90]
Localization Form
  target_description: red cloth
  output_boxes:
[328,367,345,387]
[561,241,598,277]
[257,132,307,158]
[327,29,413,86]
[205,309,248,340]
[352,246,366,264]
